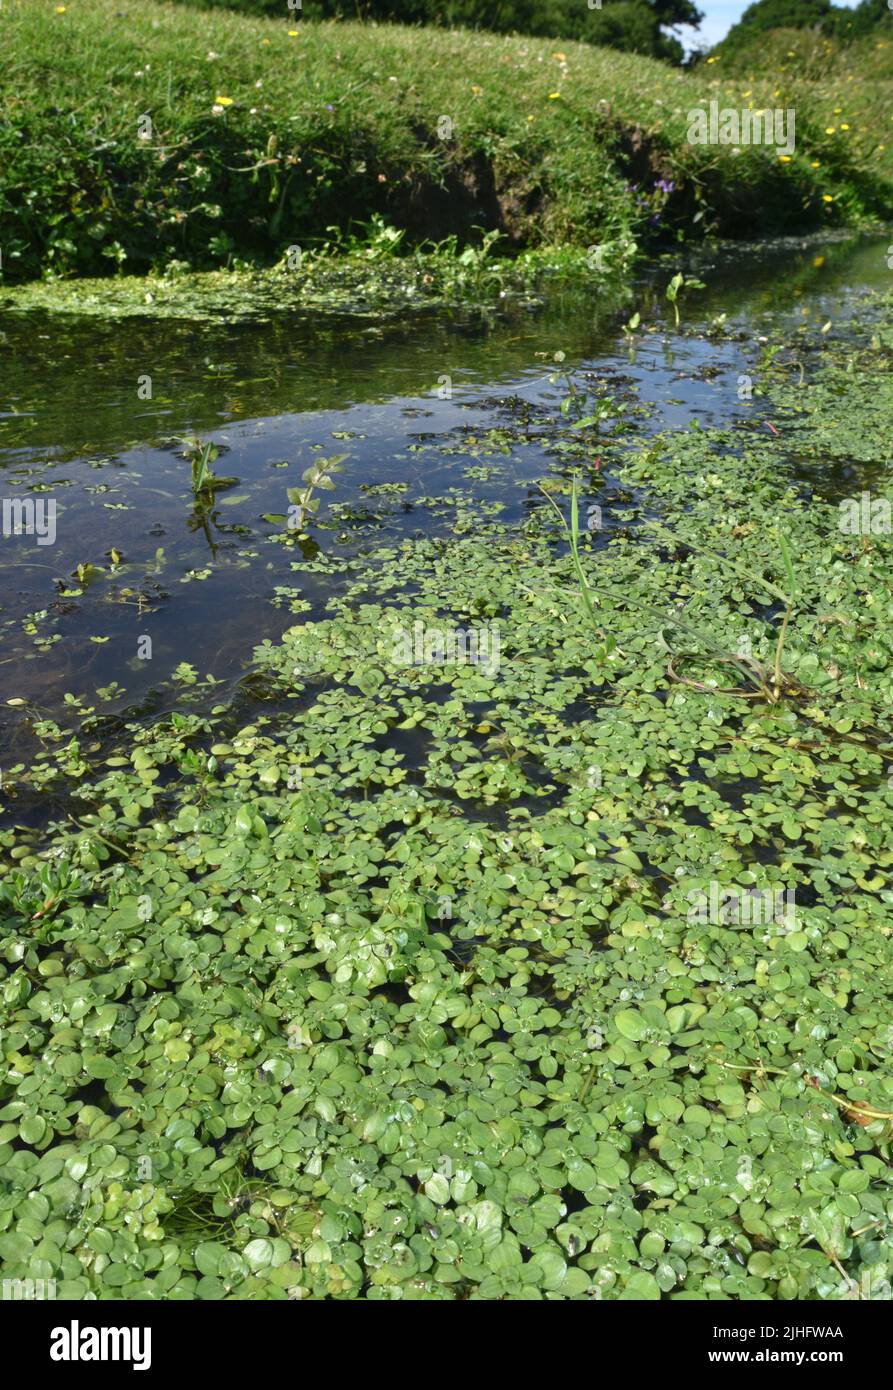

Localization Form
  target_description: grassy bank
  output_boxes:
[1,0,891,283]
[2,283,893,1299]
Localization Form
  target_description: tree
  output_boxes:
[824,0,891,39]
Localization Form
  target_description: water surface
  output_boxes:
[1,231,888,776]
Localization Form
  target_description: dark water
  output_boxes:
[0,232,889,769]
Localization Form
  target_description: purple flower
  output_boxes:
[656,179,675,195]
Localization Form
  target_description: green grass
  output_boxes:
[1,0,892,283]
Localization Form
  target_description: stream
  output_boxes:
[1,230,890,797]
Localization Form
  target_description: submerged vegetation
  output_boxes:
[3,273,893,1299]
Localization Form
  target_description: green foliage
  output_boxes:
[3,286,893,1299]
[176,435,239,506]
[286,454,347,535]
[714,0,891,59]
[723,0,834,45]
[664,271,705,328]
[824,0,893,39]
[0,0,890,284]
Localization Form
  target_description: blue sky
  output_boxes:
[678,0,861,51]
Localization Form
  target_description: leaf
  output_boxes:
[777,530,797,597]
[243,1238,274,1271]
[614,1009,647,1041]
[19,1115,47,1145]
[621,1271,661,1299]
[425,1174,450,1205]
[194,1241,229,1277]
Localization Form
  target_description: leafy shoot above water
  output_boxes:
[176,435,238,503]
[286,454,348,536]
[665,272,705,330]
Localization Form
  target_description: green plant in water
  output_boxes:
[569,394,628,433]
[545,352,628,430]
[546,351,586,418]
[661,524,800,703]
[176,435,237,503]
[774,529,797,693]
[321,213,406,262]
[286,453,347,535]
[665,272,705,329]
[0,856,88,924]
[453,228,504,290]
[539,472,801,704]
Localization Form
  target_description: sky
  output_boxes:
[677,0,862,51]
